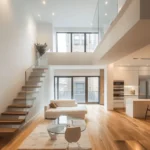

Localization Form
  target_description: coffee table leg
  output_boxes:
[50,133,57,140]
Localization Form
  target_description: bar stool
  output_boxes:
[145,105,150,120]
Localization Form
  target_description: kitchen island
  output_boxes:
[126,99,150,118]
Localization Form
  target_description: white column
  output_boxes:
[104,64,114,110]
[49,66,54,100]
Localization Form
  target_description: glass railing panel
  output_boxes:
[92,0,127,45]
[24,54,47,106]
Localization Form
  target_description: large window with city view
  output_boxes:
[54,76,99,104]
[56,32,99,52]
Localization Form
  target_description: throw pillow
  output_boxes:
[54,102,58,107]
[49,102,57,108]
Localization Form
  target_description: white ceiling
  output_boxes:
[50,65,105,69]
[114,45,150,67]
[23,0,98,28]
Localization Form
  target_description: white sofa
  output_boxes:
[44,100,87,119]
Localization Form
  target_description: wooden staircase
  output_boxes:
[0,67,48,135]
[2,111,28,116]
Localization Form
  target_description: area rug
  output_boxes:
[18,120,92,150]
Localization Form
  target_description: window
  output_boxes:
[56,32,98,52]
[88,77,99,102]
[58,78,72,99]
[57,33,71,52]
[73,77,86,103]
[54,76,100,104]
[55,77,58,99]
[86,34,99,52]
[72,34,85,52]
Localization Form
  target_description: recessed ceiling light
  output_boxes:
[105,1,108,5]
[105,13,108,16]
[42,0,46,5]
[52,12,55,16]
[38,14,41,17]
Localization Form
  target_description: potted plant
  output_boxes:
[35,43,47,56]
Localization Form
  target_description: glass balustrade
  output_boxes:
[92,0,127,44]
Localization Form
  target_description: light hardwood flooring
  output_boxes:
[1,105,150,150]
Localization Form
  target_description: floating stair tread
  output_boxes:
[22,85,41,88]
[2,111,28,116]
[0,128,18,134]
[26,81,42,83]
[33,68,48,70]
[31,72,46,74]
[19,91,38,94]
[30,75,45,77]
[0,119,25,125]
[27,80,43,82]
[14,97,36,101]
[8,104,32,108]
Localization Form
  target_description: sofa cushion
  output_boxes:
[51,100,77,107]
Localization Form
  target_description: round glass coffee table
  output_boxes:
[47,115,86,140]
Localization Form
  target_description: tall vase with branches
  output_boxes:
[35,43,47,57]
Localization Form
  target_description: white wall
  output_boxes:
[104,64,114,110]
[113,66,139,108]
[54,69,100,76]
[47,53,94,65]
[37,22,53,51]
[104,65,142,109]
[0,0,37,114]
[49,67,55,100]
[54,27,98,33]
[114,67,139,86]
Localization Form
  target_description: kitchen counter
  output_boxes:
[126,99,150,118]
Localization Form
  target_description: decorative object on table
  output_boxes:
[35,43,47,56]
[65,127,81,150]
[130,89,135,95]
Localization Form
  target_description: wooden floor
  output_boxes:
[1,105,150,150]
